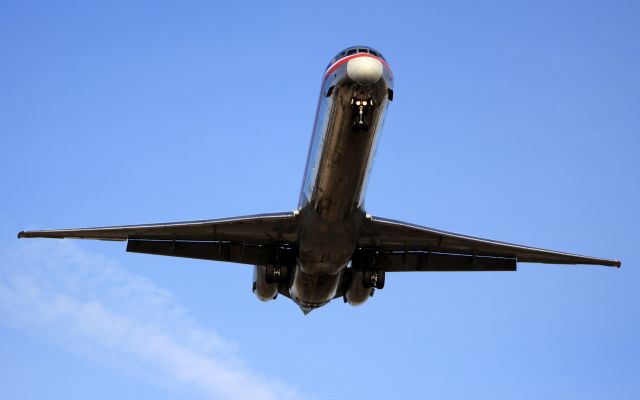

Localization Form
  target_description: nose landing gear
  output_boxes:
[351,98,374,129]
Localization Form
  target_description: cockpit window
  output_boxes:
[326,47,387,69]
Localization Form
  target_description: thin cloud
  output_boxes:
[0,241,302,400]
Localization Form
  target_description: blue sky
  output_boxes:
[1,1,638,399]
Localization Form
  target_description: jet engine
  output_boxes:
[344,269,385,306]
[252,265,288,302]
[252,265,278,301]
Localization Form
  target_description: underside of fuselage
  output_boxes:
[290,48,394,312]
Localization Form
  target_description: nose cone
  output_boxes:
[347,56,383,85]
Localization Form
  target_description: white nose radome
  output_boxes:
[347,56,383,85]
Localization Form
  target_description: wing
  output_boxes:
[18,212,300,267]
[355,215,621,272]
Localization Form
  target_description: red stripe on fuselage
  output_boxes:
[324,53,392,79]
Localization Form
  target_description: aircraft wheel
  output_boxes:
[363,271,385,289]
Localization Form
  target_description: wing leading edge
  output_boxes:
[356,215,620,272]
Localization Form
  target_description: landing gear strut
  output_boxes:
[265,265,288,283]
[351,98,374,129]
[363,270,385,289]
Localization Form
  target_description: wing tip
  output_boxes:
[613,259,622,268]
[17,231,25,239]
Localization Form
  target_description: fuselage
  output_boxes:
[290,46,393,312]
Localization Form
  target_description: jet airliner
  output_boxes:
[19,46,620,313]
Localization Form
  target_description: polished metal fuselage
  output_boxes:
[290,55,393,311]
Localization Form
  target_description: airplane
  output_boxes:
[18,46,620,314]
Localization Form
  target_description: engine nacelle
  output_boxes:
[252,265,278,302]
[344,270,374,306]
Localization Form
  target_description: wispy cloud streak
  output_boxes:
[0,241,301,400]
